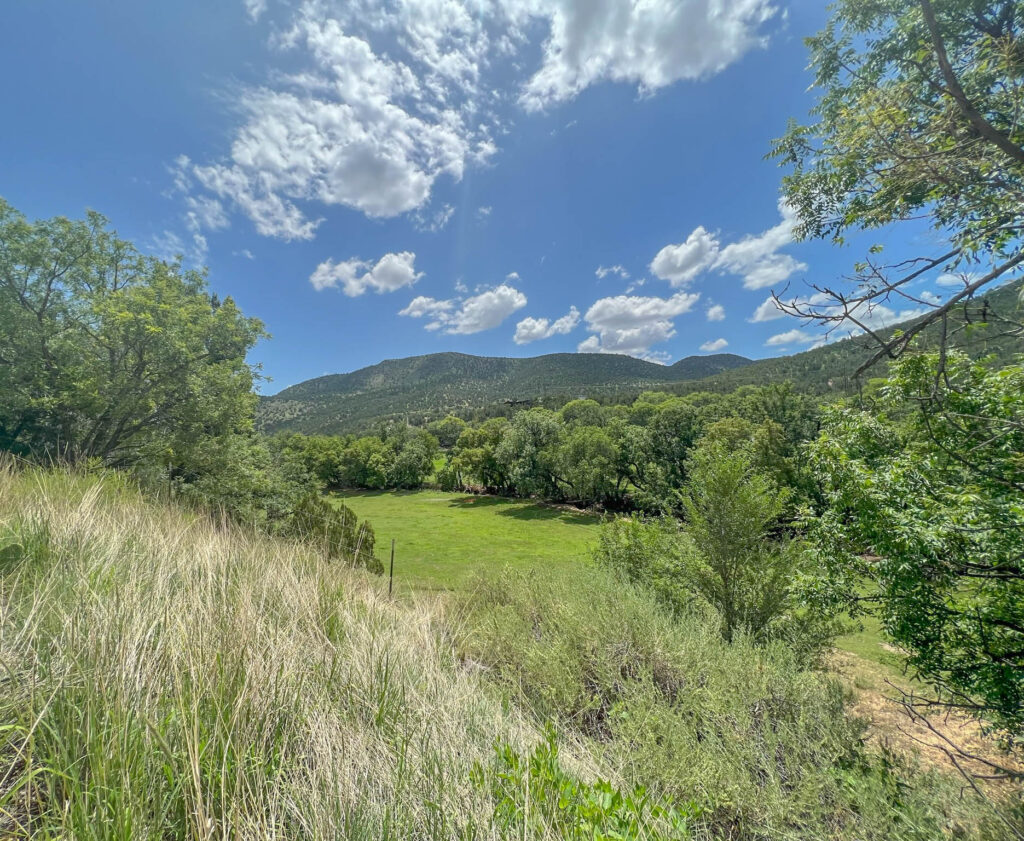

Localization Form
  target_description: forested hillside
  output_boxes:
[260,280,1022,434]
[258,351,751,433]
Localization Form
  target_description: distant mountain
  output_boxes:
[258,352,752,434]
[259,280,1023,435]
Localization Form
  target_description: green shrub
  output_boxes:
[474,726,702,840]
[680,440,799,642]
[458,565,1005,840]
[283,493,382,573]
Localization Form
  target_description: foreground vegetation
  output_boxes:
[1,465,1013,839]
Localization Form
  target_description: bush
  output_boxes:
[680,441,800,642]
[283,493,382,574]
[458,565,998,840]
[475,727,702,840]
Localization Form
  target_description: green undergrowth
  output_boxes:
[0,466,1015,839]
[457,566,1016,840]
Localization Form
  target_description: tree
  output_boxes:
[340,437,393,489]
[0,199,264,464]
[807,351,1024,746]
[388,430,439,488]
[449,418,510,492]
[558,398,607,428]
[553,426,619,506]
[681,441,799,642]
[495,409,562,497]
[773,0,1024,371]
[427,414,468,449]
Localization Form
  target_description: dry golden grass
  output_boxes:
[0,465,597,839]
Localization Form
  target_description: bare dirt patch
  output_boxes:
[831,650,1022,793]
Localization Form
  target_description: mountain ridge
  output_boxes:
[259,280,1023,435]
[259,351,752,433]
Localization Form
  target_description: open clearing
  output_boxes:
[330,489,601,591]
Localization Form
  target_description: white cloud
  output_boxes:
[310,251,422,295]
[514,306,580,344]
[750,296,785,323]
[514,0,779,111]
[413,203,455,232]
[399,295,453,318]
[699,338,728,352]
[765,328,818,347]
[649,226,720,287]
[477,205,492,219]
[749,291,832,323]
[578,290,700,361]
[651,200,807,292]
[235,249,256,260]
[936,271,982,288]
[506,271,520,281]
[401,283,527,334]
[186,0,778,238]
[596,264,630,279]
[185,10,495,239]
[714,200,806,289]
[706,304,725,322]
[244,0,266,21]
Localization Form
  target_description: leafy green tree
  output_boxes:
[270,433,349,488]
[495,409,563,497]
[649,399,702,489]
[449,418,510,492]
[427,414,468,449]
[553,425,619,506]
[808,351,1024,740]
[340,436,393,489]
[387,430,439,488]
[0,199,264,464]
[558,398,607,428]
[773,0,1024,367]
[681,441,799,642]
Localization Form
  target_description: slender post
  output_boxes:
[388,538,395,597]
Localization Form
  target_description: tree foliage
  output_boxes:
[0,199,265,464]
[808,351,1024,739]
[773,0,1024,367]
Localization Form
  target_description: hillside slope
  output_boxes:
[259,351,750,433]
[260,280,1023,434]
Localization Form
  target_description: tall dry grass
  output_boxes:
[0,465,580,839]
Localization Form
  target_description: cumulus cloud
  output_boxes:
[179,0,779,239]
[714,201,806,289]
[577,290,700,361]
[706,304,725,322]
[595,264,630,279]
[651,200,807,292]
[514,0,778,111]
[749,290,833,323]
[649,226,719,287]
[310,251,422,296]
[936,271,982,288]
[765,328,818,348]
[244,0,266,21]
[699,337,728,352]
[514,306,580,344]
[400,283,527,334]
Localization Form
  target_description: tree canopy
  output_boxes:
[0,199,265,465]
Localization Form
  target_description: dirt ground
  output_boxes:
[832,649,1022,795]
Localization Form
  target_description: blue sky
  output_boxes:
[1,1,953,392]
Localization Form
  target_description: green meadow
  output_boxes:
[330,490,601,590]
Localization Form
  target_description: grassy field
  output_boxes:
[330,490,601,591]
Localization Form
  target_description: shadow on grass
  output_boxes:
[447,495,598,526]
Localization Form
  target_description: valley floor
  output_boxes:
[330,489,600,591]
